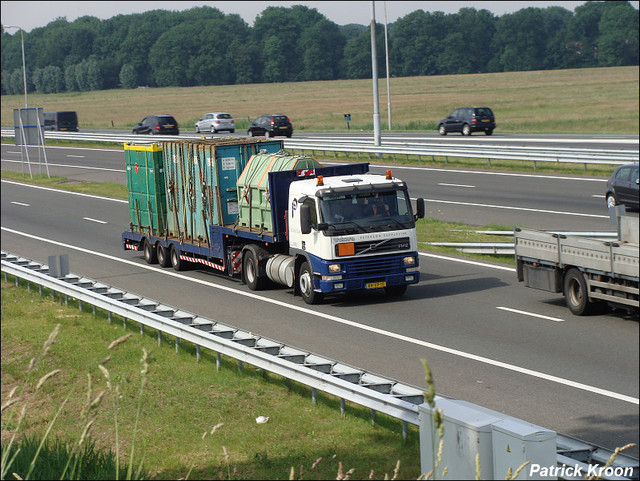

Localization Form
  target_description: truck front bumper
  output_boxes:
[309,252,420,294]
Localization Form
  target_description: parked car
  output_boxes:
[247,115,293,138]
[606,163,639,211]
[132,115,179,135]
[438,107,495,136]
[195,112,235,133]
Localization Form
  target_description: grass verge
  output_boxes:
[1,277,422,479]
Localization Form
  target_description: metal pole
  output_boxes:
[370,2,381,147]
[20,28,27,108]
[384,1,392,130]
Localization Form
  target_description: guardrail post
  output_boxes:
[216,352,221,371]
[312,387,317,405]
[78,299,82,312]
[123,317,127,329]
[402,421,408,442]
[140,323,144,336]
[238,360,244,373]
[175,336,179,354]
[157,330,162,347]
[370,408,377,425]
[340,398,346,416]
[27,280,30,293]
[196,345,201,362]
[108,311,112,323]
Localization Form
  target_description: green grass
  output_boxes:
[1,66,638,134]
[1,278,422,480]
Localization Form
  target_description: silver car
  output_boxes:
[194,112,235,133]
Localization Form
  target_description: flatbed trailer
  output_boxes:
[514,216,639,315]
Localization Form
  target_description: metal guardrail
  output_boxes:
[424,231,619,255]
[2,129,638,167]
[2,250,638,479]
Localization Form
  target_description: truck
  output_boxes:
[121,138,425,304]
[514,215,639,315]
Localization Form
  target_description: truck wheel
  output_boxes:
[564,268,590,315]
[170,245,184,271]
[143,239,157,264]
[298,261,323,304]
[157,244,171,267]
[243,248,268,290]
[384,285,407,297]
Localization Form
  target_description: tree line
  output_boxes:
[1,1,638,95]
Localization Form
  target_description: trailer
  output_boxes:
[514,216,639,315]
[122,138,425,304]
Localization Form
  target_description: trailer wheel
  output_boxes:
[170,245,184,271]
[143,239,157,264]
[298,261,323,305]
[564,268,590,315]
[157,244,171,268]
[243,248,268,290]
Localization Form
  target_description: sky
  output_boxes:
[4,1,637,33]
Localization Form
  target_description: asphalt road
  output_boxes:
[1,139,638,457]
[2,141,635,232]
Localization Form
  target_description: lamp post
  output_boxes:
[370,2,381,147]
[3,25,28,108]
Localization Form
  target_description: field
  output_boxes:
[1,66,638,134]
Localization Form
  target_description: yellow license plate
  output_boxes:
[366,281,386,289]
[482,119,490,122]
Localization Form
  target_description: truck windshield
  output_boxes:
[318,189,413,235]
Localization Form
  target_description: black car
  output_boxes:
[247,115,293,138]
[606,163,639,211]
[132,115,179,135]
[438,107,496,136]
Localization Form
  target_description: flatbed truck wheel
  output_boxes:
[243,248,268,290]
[564,268,590,315]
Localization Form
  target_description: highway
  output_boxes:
[1,137,638,457]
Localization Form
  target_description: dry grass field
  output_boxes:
[1,66,638,134]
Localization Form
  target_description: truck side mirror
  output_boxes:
[415,198,425,220]
[300,204,312,234]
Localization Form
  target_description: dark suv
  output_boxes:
[132,115,179,135]
[438,107,496,136]
[248,115,293,138]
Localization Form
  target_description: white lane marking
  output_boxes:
[1,180,127,203]
[10,201,30,207]
[83,217,107,224]
[592,194,605,198]
[438,183,475,188]
[1,159,124,173]
[497,306,564,322]
[419,251,515,272]
[2,226,637,406]
[3,179,607,220]
[67,155,85,158]
[424,198,609,219]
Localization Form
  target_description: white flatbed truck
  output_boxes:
[514,216,639,315]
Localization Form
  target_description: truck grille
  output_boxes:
[346,256,403,277]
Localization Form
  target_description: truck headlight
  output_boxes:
[328,264,342,273]
[402,256,416,266]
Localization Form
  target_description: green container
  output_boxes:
[124,142,167,236]
[162,138,284,244]
[236,152,322,232]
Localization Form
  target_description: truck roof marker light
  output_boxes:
[386,170,392,179]
[317,176,324,186]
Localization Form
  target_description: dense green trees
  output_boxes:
[1,2,637,95]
